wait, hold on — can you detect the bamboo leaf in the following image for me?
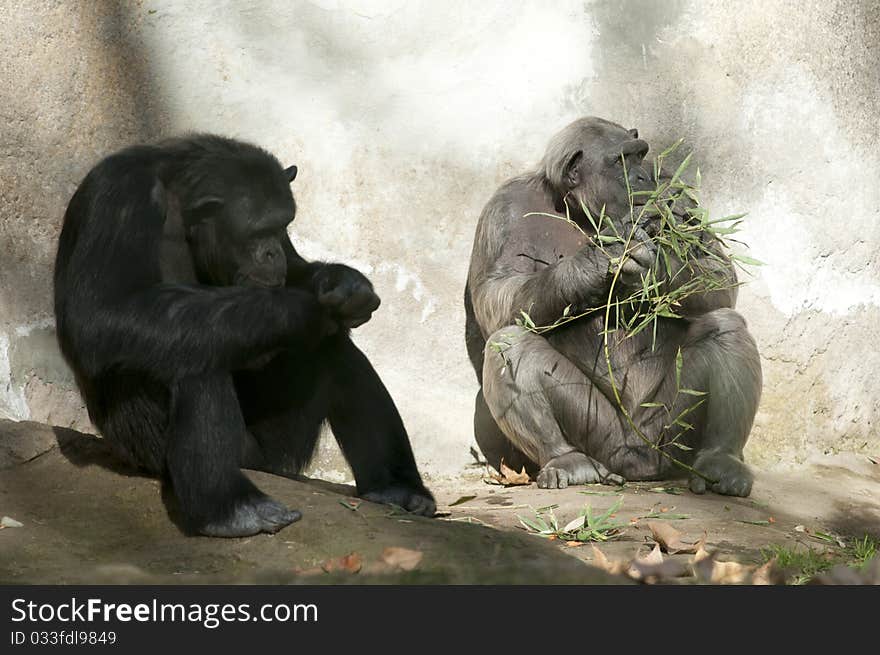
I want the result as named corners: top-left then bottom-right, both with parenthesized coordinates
top-left (679, 388), bottom-right (708, 396)
top-left (675, 347), bottom-right (683, 390)
top-left (730, 253), bottom-right (765, 266)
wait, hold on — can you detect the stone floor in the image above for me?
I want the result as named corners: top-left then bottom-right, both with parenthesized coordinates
top-left (1, 422), bottom-right (878, 584)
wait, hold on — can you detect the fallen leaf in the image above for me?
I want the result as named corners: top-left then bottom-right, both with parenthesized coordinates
top-left (737, 519), bottom-right (771, 526)
top-left (812, 531), bottom-right (846, 548)
top-left (794, 525), bottom-right (806, 533)
top-left (590, 544), bottom-right (628, 576)
top-left (339, 498), bottom-right (363, 511)
top-left (751, 558), bottom-right (784, 585)
top-left (767, 517), bottom-right (776, 524)
top-left (640, 543), bottom-right (665, 566)
top-left (449, 495), bottom-right (477, 507)
top-left (591, 544), bottom-right (611, 569)
top-left (692, 550), bottom-right (755, 585)
top-left (0, 516), bottom-right (23, 529)
top-left (565, 541), bottom-right (584, 548)
top-left (649, 486), bottom-right (683, 495)
top-left (487, 459), bottom-right (532, 486)
top-left (693, 544), bottom-right (712, 563)
top-left (648, 521), bottom-right (705, 554)
top-left (321, 552), bottom-right (363, 574)
top-left (627, 544), bottom-right (664, 580)
top-left (380, 547), bottom-right (423, 571)
top-left (630, 557), bottom-right (691, 582)
top-left (292, 565), bottom-right (324, 575)
top-left (709, 560), bottom-right (752, 584)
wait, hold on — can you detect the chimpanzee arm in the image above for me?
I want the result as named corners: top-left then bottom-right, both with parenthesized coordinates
top-left (471, 222), bottom-right (617, 334)
top-left (283, 237), bottom-right (325, 288)
top-left (64, 285), bottom-right (327, 381)
top-left (282, 237), bottom-right (380, 328)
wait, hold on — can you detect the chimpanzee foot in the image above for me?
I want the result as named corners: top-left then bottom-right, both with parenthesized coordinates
top-left (199, 493), bottom-right (302, 538)
top-left (537, 452), bottom-right (626, 489)
top-left (362, 486), bottom-right (436, 517)
top-left (688, 450), bottom-right (753, 497)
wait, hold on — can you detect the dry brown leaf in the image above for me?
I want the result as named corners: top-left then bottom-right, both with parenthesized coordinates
top-left (591, 544), bottom-right (611, 569)
top-left (640, 543), bottom-right (664, 565)
top-left (321, 552), bottom-right (363, 574)
top-left (751, 558), bottom-right (784, 585)
top-left (647, 521), bottom-right (705, 554)
top-left (292, 565), bottom-right (324, 575)
top-left (590, 544), bottom-right (628, 575)
top-left (565, 541), bottom-right (584, 548)
top-left (709, 560), bottom-right (752, 584)
top-left (487, 459), bottom-right (531, 486)
top-left (693, 544), bottom-right (712, 563)
top-left (630, 557), bottom-right (692, 582)
top-left (380, 547), bottom-right (423, 571)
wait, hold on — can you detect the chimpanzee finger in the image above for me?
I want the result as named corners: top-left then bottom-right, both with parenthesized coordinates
top-left (628, 242), bottom-right (656, 270)
top-left (338, 289), bottom-right (380, 318)
top-left (619, 258), bottom-right (646, 279)
top-left (317, 287), bottom-right (347, 308)
top-left (341, 313), bottom-right (374, 329)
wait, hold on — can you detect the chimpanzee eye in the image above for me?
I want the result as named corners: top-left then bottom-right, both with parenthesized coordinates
top-left (187, 198), bottom-right (224, 224)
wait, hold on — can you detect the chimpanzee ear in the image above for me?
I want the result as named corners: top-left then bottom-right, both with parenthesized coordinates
top-left (564, 151), bottom-right (583, 188)
top-left (628, 128), bottom-right (639, 139)
top-left (284, 165), bottom-right (298, 182)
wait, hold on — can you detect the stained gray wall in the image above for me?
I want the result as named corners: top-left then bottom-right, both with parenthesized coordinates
top-left (2, 0), bottom-right (878, 479)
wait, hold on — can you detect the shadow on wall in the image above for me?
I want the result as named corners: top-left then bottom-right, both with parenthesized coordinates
top-left (0, 3), bottom-right (169, 426)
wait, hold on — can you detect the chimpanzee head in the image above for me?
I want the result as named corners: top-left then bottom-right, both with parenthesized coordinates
top-left (164, 136), bottom-right (298, 288)
top-left (541, 117), bottom-right (653, 221)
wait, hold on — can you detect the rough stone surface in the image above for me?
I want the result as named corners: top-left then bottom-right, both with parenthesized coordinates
top-left (0, 419), bottom-right (58, 470)
top-left (1, 2), bottom-right (878, 477)
top-left (438, 453), bottom-right (880, 571)
top-left (1, 422), bottom-right (876, 584)
top-left (0, 429), bottom-right (623, 584)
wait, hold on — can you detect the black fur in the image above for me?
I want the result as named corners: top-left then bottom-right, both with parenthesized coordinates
top-left (55, 135), bottom-right (434, 537)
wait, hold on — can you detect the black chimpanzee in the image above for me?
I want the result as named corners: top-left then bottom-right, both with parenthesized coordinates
top-left (465, 117), bottom-right (762, 496)
top-left (55, 135), bottom-right (435, 537)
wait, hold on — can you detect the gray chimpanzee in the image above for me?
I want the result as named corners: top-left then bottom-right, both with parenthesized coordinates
top-left (464, 117), bottom-right (762, 496)
top-left (55, 135), bottom-right (435, 537)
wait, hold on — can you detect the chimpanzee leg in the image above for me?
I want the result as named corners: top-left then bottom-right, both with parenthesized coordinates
top-left (473, 389), bottom-right (538, 477)
top-left (680, 308), bottom-right (762, 496)
top-left (324, 336), bottom-right (435, 516)
top-left (481, 325), bottom-right (625, 488)
top-left (165, 373), bottom-right (302, 537)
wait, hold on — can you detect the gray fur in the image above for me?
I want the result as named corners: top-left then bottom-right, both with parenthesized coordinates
top-left (465, 117), bottom-right (763, 496)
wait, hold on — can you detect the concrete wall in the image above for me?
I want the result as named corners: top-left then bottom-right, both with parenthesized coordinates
top-left (2, 0), bottom-right (878, 479)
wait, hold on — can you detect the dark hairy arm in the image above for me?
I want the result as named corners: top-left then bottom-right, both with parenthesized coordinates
top-left (60, 284), bottom-right (326, 381)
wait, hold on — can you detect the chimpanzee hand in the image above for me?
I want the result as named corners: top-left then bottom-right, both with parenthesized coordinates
top-left (312, 264), bottom-right (381, 329)
top-left (606, 226), bottom-right (657, 291)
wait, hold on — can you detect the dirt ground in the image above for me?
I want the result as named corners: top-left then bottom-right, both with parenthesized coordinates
top-left (435, 454), bottom-right (880, 581)
top-left (1, 423), bottom-right (878, 584)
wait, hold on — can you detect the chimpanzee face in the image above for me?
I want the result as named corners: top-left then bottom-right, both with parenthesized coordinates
top-left (182, 162), bottom-right (298, 288)
top-left (563, 127), bottom-right (653, 221)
